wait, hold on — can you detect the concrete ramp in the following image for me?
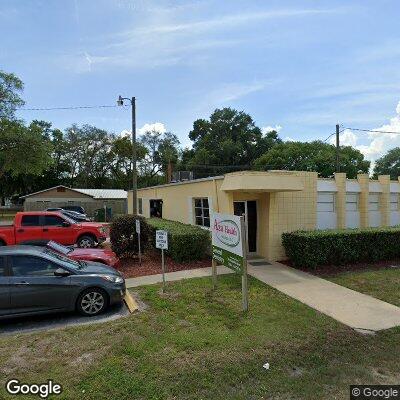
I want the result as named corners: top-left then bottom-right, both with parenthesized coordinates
top-left (248, 262), bottom-right (400, 332)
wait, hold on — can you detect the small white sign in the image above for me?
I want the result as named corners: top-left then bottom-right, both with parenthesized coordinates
top-left (156, 230), bottom-right (168, 249)
top-left (135, 219), bottom-right (141, 234)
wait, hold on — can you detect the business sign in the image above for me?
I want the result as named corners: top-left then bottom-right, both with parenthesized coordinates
top-left (156, 230), bottom-right (168, 250)
top-left (211, 212), bottom-right (244, 273)
top-left (135, 219), bottom-right (141, 234)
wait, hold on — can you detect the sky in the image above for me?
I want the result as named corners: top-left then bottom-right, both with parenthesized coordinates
top-left (1, 0), bottom-right (400, 167)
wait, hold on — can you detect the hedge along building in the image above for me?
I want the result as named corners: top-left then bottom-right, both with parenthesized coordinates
top-left (128, 170), bottom-right (400, 261)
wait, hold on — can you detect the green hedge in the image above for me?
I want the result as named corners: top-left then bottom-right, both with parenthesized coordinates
top-left (110, 215), bottom-right (151, 257)
top-left (147, 218), bottom-right (211, 262)
top-left (282, 227), bottom-right (400, 269)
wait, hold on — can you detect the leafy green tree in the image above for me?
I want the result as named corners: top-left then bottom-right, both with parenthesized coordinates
top-left (184, 108), bottom-right (281, 174)
top-left (0, 119), bottom-right (53, 203)
top-left (373, 147), bottom-right (400, 179)
top-left (254, 140), bottom-right (370, 178)
top-left (0, 70), bottom-right (25, 119)
top-left (139, 130), bottom-right (180, 185)
top-left (111, 135), bottom-right (147, 189)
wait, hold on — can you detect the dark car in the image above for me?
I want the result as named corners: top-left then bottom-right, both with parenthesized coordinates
top-left (46, 208), bottom-right (90, 222)
top-left (62, 205), bottom-right (86, 215)
top-left (0, 246), bottom-right (125, 319)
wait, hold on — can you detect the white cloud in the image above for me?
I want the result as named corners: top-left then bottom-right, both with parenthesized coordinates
top-left (119, 122), bottom-right (167, 138)
top-left (262, 125), bottom-right (282, 134)
top-left (62, 6), bottom-right (345, 71)
top-left (328, 101), bottom-right (400, 170)
top-left (138, 122), bottom-right (167, 135)
top-left (207, 80), bottom-right (272, 104)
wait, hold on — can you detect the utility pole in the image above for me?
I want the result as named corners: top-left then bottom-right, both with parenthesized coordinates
top-left (131, 97), bottom-right (137, 215)
top-left (335, 123), bottom-right (340, 173)
top-left (118, 95), bottom-right (137, 215)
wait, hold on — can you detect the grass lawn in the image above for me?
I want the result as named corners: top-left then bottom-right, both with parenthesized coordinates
top-left (328, 267), bottom-right (400, 307)
top-left (0, 275), bottom-right (399, 399)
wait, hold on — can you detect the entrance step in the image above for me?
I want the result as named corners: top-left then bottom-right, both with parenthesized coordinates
top-left (248, 260), bottom-right (272, 266)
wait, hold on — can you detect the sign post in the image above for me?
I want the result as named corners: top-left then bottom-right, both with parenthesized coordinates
top-left (211, 212), bottom-right (248, 312)
top-left (155, 230), bottom-right (168, 293)
top-left (136, 219), bottom-right (141, 265)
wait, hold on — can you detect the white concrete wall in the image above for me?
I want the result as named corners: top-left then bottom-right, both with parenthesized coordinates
top-left (316, 192), bottom-right (337, 229)
top-left (390, 193), bottom-right (400, 226)
top-left (368, 193), bottom-right (381, 227)
top-left (345, 193), bottom-right (360, 229)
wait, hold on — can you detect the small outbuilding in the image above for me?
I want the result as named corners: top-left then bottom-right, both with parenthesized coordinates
top-left (21, 186), bottom-right (127, 217)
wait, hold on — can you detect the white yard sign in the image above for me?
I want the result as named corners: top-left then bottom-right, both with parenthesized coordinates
top-left (156, 230), bottom-right (168, 250)
top-left (211, 212), bottom-right (244, 273)
top-left (211, 212), bottom-right (248, 311)
top-left (135, 219), bottom-right (141, 234)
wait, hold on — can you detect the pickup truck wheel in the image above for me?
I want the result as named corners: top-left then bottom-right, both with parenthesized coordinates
top-left (0, 241), bottom-right (5, 246)
top-left (77, 235), bottom-right (96, 248)
top-left (77, 288), bottom-right (108, 316)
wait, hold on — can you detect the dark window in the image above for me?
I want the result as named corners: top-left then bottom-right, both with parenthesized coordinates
top-left (44, 215), bottom-right (64, 226)
top-left (138, 198), bottom-right (143, 214)
top-left (194, 198), bottom-right (210, 228)
top-left (0, 257), bottom-right (5, 276)
top-left (21, 215), bottom-right (40, 227)
top-left (11, 256), bottom-right (59, 277)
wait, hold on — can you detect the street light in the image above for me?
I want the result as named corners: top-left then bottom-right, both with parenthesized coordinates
top-left (117, 95), bottom-right (137, 215)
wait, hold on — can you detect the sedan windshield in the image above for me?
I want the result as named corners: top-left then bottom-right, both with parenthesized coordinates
top-left (43, 248), bottom-right (84, 270)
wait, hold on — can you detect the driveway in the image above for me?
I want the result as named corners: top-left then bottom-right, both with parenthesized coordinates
top-left (0, 303), bottom-right (130, 336)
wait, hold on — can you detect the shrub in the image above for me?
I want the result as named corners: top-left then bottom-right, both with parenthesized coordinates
top-left (110, 215), bottom-right (150, 257)
top-left (282, 227), bottom-right (400, 269)
top-left (147, 218), bottom-right (211, 262)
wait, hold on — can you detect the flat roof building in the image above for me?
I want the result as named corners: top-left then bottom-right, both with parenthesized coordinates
top-left (129, 171), bottom-right (398, 261)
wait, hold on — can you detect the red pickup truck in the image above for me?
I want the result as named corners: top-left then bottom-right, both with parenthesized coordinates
top-left (0, 212), bottom-right (108, 248)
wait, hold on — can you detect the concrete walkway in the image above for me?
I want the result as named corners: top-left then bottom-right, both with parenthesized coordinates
top-left (248, 261), bottom-right (400, 332)
top-left (125, 265), bottom-right (233, 288)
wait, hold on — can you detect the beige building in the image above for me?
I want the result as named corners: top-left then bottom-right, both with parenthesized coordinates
top-left (22, 186), bottom-right (127, 217)
top-left (128, 171), bottom-right (400, 261)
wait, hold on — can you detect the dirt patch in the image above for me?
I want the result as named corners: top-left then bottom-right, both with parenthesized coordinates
top-left (117, 249), bottom-right (211, 278)
top-left (278, 259), bottom-right (400, 277)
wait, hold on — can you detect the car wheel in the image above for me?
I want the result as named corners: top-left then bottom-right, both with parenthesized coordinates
top-left (77, 235), bottom-right (95, 248)
top-left (77, 288), bottom-right (108, 316)
top-left (0, 241), bottom-right (5, 246)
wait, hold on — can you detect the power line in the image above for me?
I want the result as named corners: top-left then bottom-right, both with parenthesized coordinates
top-left (324, 129), bottom-right (344, 142)
top-left (343, 127), bottom-right (400, 135)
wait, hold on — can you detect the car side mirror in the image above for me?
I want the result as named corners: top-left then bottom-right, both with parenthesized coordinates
top-left (62, 221), bottom-right (71, 227)
top-left (54, 268), bottom-right (70, 277)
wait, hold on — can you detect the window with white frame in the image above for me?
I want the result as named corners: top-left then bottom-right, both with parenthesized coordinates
top-left (317, 193), bottom-right (335, 212)
top-left (194, 198), bottom-right (210, 227)
top-left (368, 193), bottom-right (380, 211)
top-left (390, 193), bottom-right (399, 211)
top-left (346, 193), bottom-right (359, 211)
top-left (138, 198), bottom-right (143, 214)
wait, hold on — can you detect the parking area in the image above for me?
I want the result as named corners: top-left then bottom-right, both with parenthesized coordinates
top-left (0, 303), bottom-right (130, 336)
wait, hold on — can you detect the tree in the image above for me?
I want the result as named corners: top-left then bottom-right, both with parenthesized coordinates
top-left (254, 140), bottom-right (370, 178)
top-left (373, 147), bottom-right (400, 179)
top-left (139, 130), bottom-right (180, 186)
top-left (0, 119), bottom-right (53, 203)
top-left (184, 108), bottom-right (281, 174)
top-left (0, 70), bottom-right (25, 119)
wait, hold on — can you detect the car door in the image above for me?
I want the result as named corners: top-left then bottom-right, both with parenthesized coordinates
top-left (41, 215), bottom-right (75, 245)
top-left (0, 256), bottom-right (11, 316)
top-left (16, 214), bottom-right (43, 245)
top-left (9, 255), bottom-right (73, 314)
